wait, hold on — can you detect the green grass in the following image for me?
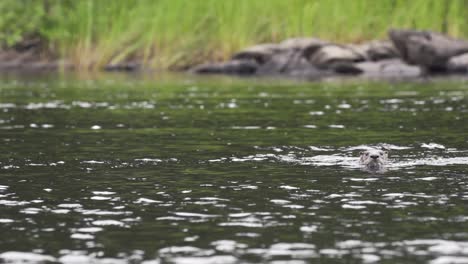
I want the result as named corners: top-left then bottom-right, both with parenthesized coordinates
top-left (2, 0), bottom-right (468, 70)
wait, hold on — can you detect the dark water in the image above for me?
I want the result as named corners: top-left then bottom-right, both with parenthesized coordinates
top-left (0, 74), bottom-right (468, 264)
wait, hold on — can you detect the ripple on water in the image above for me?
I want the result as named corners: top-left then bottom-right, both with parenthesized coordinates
top-left (0, 200), bottom-right (30, 206)
top-left (92, 220), bottom-right (126, 227)
top-left (134, 198), bottom-right (163, 204)
top-left (57, 203), bottom-right (82, 209)
top-left (309, 146), bottom-right (331, 151)
top-left (92, 191), bottom-right (116, 195)
top-left (135, 158), bottom-right (163, 163)
top-left (159, 246), bottom-right (214, 257)
top-left (0, 252), bottom-right (57, 263)
top-left (50, 209), bottom-right (71, 214)
top-left (300, 225), bottom-right (318, 233)
top-left (90, 196), bottom-right (113, 201)
top-left (279, 185), bottom-right (299, 190)
top-left (218, 221), bottom-right (263, 228)
top-left (70, 233), bottom-right (94, 240)
top-left (80, 209), bottom-right (131, 216)
top-left (82, 160), bottom-right (105, 164)
top-left (421, 143), bottom-right (446, 149)
top-left (76, 227), bottom-right (103, 233)
top-left (156, 242), bottom-right (321, 263)
top-left (19, 207), bottom-right (42, 215)
top-left (173, 212), bottom-right (220, 220)
top-left (231, 126), bottom-right (261, 130)
top-left (270, 199), bottom-right (291, 205)
top-left (430, 256), bottom-right (468, 264)
top-left (211, 240), bottom-right (248, 252)
top-left (212, 143), bottom-right (468, 171)
top-left (170, 255), bottom-right (237, 264)
top-left (242, 242), bottom-right (317, 260)
top-left (0, 103), bottom-right (16, 108)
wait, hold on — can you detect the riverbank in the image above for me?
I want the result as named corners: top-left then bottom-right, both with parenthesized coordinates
top-left (3, 29), bottom-right (468, 81)
top-left (1, 1), bottom-right (468, 72)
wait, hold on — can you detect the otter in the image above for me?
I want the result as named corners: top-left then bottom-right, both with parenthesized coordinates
top-left (359, 148), bottom-right (388, 171)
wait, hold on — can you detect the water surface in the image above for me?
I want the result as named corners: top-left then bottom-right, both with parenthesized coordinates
top-left (0, 74), bottom-right (468, 263)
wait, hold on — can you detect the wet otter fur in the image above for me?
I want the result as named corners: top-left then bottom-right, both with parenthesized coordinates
top-left (359, 148), bottom-right (388, 171)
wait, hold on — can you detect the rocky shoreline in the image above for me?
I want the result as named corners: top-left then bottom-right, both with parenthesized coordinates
top-left (2, 29), bottom-right (468, 79)
top-left (192, 29), bottom-right (468, 79)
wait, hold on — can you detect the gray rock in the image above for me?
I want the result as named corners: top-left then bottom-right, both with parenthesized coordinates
top-left (447, 53), bottom-right (468, 73)
top-left (256, 50), bottom-right (324, 78)
top-left (255, 50), bottom-right (296, 75)
top-left (332, 63), bottom-right (364, 75)
top-left (191, 59), bottom-right (258, 75)
top-left (389, 29), bottom-right (468, 71)
top-left (380, 60), bottom-right (421, 77)
top-left (352, 41), bottom-right (399, 61)
top-left (279, 37), bottom-right (328, 57)
top-left (231, 43), bottom-right (281, 64)
top-left (308, 44), bottom-right (365, 69)
top-left (352, 61), bottom-right (382, 76)
top-left (354, 59), bottom-right (421, 77)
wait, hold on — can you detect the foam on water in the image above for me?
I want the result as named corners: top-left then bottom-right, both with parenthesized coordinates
top-left (3, 142), bottom-right (462, 172)
top-left (211, 144), bottom-right (468, 171)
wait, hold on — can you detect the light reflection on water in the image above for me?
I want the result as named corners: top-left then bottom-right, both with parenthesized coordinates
top-left (0, 75), bottom-right (468, 263)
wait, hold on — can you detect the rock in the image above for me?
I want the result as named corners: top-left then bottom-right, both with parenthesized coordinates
top-left (354, 59), bottom-right (421, 77)
top-left (191, 59), bottom-right (258, 75)
top-left (389, 29), bottom-right (468, 71)
top-left (256, 50), bottom-right (323, 78)
top-left (231, 43), bottom-right (281, 64)
top-left (279, 37), bottom-right (328, 56)
top-left (308, 44), bottom-right (365, 69)
top-left (447, 53), bottom-right (468, 73)
top-left (255, 50), bottom-right (296, 75)
top-left (352, 61), bottom-right (382, 76)
top-left (332, 63), bottom-right (364, 75)
top-left (379, 60), bottom-right (422, 77)
top-left (352, 41), bottom-right (399, 61)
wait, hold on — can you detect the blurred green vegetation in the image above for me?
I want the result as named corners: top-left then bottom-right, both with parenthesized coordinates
top-left (1, 0), bottom-right (468, 70)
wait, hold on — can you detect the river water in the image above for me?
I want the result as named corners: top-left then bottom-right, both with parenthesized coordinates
top-left (0, 74), bottom-right (467, 263)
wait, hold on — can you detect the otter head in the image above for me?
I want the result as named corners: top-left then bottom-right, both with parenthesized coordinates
top-left (359, 148), bottom-right (388, 170)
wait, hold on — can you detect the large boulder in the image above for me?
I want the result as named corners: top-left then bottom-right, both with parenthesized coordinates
top-left (231, 43), bottom-right (281, 64)
top-left (354, 59), bottom-right (421, 77)
top-left (447, 53), bottom-right (468, 73)
top-left (279, 37), bottom-right (328, 57)
top-left (308, 44), bottom-right (366, 69)
top-left (389, 29), bottom-right (468, 71)
top-left (352, 41), bottom-right (399, 61)
top-left (256, 49), bottom-right (324, 78)
top-left (331, 63), bottom-right (364, 75)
